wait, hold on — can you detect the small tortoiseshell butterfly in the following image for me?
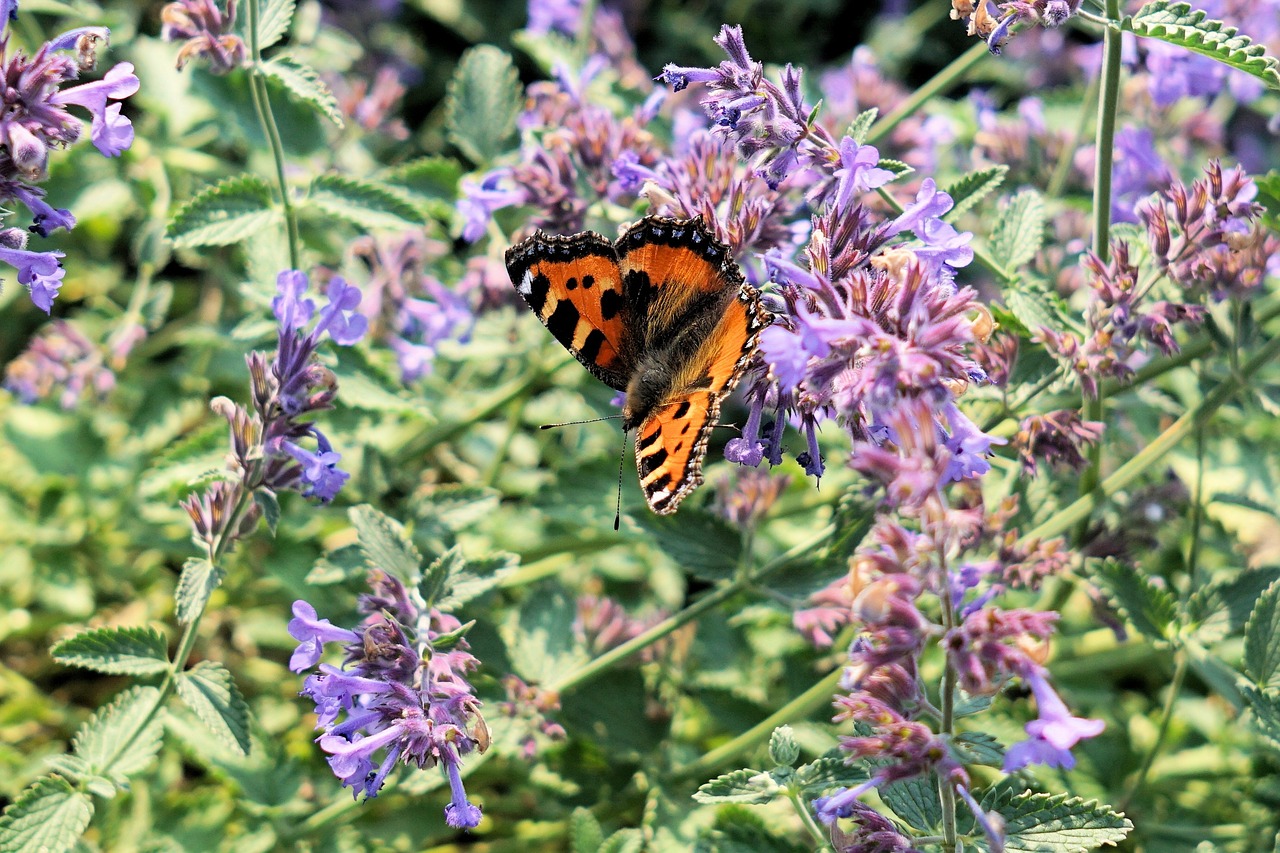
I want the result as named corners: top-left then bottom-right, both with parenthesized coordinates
top-left (505, 215), bottom-right (770, 515)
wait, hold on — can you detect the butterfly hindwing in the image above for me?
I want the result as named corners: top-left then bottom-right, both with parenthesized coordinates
top-left (635, 281), bottom-right (771, 514)
top-left (505, 230), bottom-right (631, 391)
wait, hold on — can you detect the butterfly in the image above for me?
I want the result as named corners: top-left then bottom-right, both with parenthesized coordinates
top-left (505, 215), bottom-right (770, 515)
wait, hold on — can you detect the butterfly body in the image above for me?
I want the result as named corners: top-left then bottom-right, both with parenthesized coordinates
top-left (506, 216), bottom-right (769, 514)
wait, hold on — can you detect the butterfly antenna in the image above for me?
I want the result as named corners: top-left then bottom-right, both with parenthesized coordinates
top-left (540, 414), bottom-right (624, 430)
top-left (614, 429), bottom-right (628, 531)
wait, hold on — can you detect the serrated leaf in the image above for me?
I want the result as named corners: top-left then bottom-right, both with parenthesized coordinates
top-left (693, 768), bottom-right (780, 805)
top-left (1246, 579), bottom-right (1280, 690)
top-left (412, 484), bottom-right (502, 537)
top-left (569, 807), bottom-right (604, 853)
top-left (350, 505), bottom-right (422, 581)
top-left (846, 108), bottom-right (878, 144)
top-left (1131, 2), bottom-right (1280, 90)
top-left (879, 774), bottom-right (941, 831)
top-left (52, 626), bottom-right (169, 676)
top-left (419, 545), bottom-right (467, 609)
top-left (983, 789), bottom-right (1132, 853)
top-left (305, 174), bottom-right (423, 229)
top-left (697, 805), bottom-right (809, 853)
top-left (1190, 568), bottom-right (1280, 643)
top-left (254, 490), bottom-right (280, 536)
top-left (1092, 558), bottom-right (1179, 642)
top-left (381, 156), bottom-right (463, 200)
top-left (952, 731), bottom-right (1005, 767)
top-left (946, 165), bottom-right (1008, 219)
top-left (436, 551), bottom-right (518, 610)
top-left (502, 586), bottom-right (587, 683)
top-left (1242, 682), bottom-right (1280, 746)
top-left (0, 776), bottom-right (93, 853)
top-left (306, 542), bottom-right (366, 585)
top-left (877, 158), bottom-right (912, 177)
top-left (989, 189), bottom-right (1048, 271)
top-left (445, 45), bottom-right (522, 164)
top-left (636, 509), bottom-right (742, 581)
top-left (1002, 290), bottom-right (1065, 338)
top-left (794, 752), bottom-right (870, 793)
top-left (166, 175), bottom-right (278, 248)
top-left (259, 55), bottom-right (343, 126)
top-left (176, 661), bottom-right (251, 756)
top-left (175, 558), bottom-right (224, 625)
top-left (73, 685), bottom-right (164, 780)
top-left (600, 829), bottom-right (644, 853)
top-left (431, 619), bottom-right (476, 652)
top-left (253, 0), bottom-right (294, 49)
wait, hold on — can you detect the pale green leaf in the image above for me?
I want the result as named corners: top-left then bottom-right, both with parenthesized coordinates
top-left (176, 661), bottom-right (251, 756)
top-left (952, 731), bottom-right (1005, 767)
top-left (1246, 579), bottom-right (1280, 690)
top-left (0, 777), bottom-right (93, 853)
top-left (569, 807), bottom-right (604, 853)
top-left (946, 165), bottom-right (1008, 219)
top-left (794, 752), bottom-right (870, 793)
top-left (600, 829), bottom-right (644, 853)
top-left (436, 551), bottom-right (518, 611)
top-left (350, 505), bottom-right (423, 581)
top-left (1093, 558), bottom-right (1179, 642)
top-left (1188, 568), bottom-right (1280, 643)
top-left (254, 0), bottom-right (295, 49)
top-left (52, 626), bottom-right (169, 676)
top-left (984, 789), bottom-right (1132, 853)
top-left (419, 545), bottom-right (467, 609)
top-left (693, 768), bottom-right (780, 805)
top-left (845, 108), bottom-right (878, 144)
top-left (166, 175), bottom-right (278, 248)
top-left (1130, 2), bottom-right (1280, 90)
top-left (260, 54), bottom-right (343, 126)
top-left (880, 774), bottom-right (941, 831)
top-left (989, 189), bottom-right (1048, 271)
top-left (73, 685), bottom-right (164, 780)
top-left (176, 557), bottom-right (224, 625)
top-left (445, 45), bottom-right (522, 164)
top-left (305, 174), bottom-right (423, 230)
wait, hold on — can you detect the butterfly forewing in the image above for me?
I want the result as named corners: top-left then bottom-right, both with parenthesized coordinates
top-left (505, 231), bottom-right (631, 390)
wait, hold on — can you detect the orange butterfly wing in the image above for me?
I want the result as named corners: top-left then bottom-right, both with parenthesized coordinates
top-left (618, 218), bottom-right (770, 514)
top-left (505, 230), bottom-right (631, 391)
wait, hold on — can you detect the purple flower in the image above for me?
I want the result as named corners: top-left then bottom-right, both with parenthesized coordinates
top-left (272, 270), bottom-right (316, 330)
top-left (526, 0), bottom-right (584, 37)
top-left (0, 245), bottom-right (65, 313)
top-left (458, 170), bottom-right (526, 243)
top-left (291, 571), bottom-right (488, 825)
top-left (161, 0), bottom-right (248, 73)
top-left (50, 61), bottom-right (139, 156)
top-left (1003, 668), bottom-right (1104, 771)
top-left (283, 434), bottom-right (350, 503)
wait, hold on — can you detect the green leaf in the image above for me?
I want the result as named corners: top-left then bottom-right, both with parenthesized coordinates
top-left (253, 0), bottom-right (295, 48)
top-left (431, 619), bottom-right (476, 652)
top-left (502, 586), bottom-right (587, 683)
top-left (259, 54), bottom-right (343, 126)
top-left (254, 489), bottom-right (281, 536)
top-left (52, 626), bottom-right (169, 676)
top-left (1246, 579), bottom-right (1280, 690)
top-left (175, 558), bottom-right (225, 625)
top-left (73, 686), bottom-right (164, 780)
top-left (693, 768), bottom-right (780, 805)
top-left (445, 45), bottom-right (522, 164)
top-left (1242, 681), bottom-right (1280, 746)
top-left (0, 776), bottom-right (93, 853)
top-left (436, 551), bottom-right (518, 611)
top-left (879, 774), bottom-right (941, 831)
top-left (166, 175), bottom-right (278, 248)
top-left (845, 108), bottom-right (878, 144)
top-left (696, 806), bottom-right (809, 853)
top-left (983, 789), bottom-right (1132, 852)
top-left (600, 829), bottom-right (644, 853)
top-left (380, 156), bottom-right (464, 218)
top-left (636, 510), bottom-right (743, 581)
top-left (952, 731), bottom-right (1005, 767)
top-left (989, 189), bottom-right (1048, 271)
top-left (307, 543), bottom-right (369, 585)
top-left (569, 807), bottom-right (604, 853)
top-left (510, 28), bottom-right (577, 76)
top-left (877, 158), bottom-right (913, 178)
top-left (350, 505), bottom-right (423, 581)
top-left (1130, 2), bottom-right (1280, 91)
top-left (304, 174), bottom-right (424, 230)
top-left (1002, 287), bottom-right (1075, 338)
top-left (419, 545), bottom-right (467, 609)
top-left (1188, 567), bottom-right (1280, 642)
top-left (794, 751), bottom-right (870, 793)
top-left (945, 165), bottom-right (1008, 219)
top-left (176, 661), bottom-right (251, 756)
top-left (412, 484), bottom-right (502, 538)
top-left (1092, 558), bottom-right (1178, 642)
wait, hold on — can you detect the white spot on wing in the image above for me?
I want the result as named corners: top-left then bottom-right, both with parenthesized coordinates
top-left (519, 269), bottom-right (534, 295)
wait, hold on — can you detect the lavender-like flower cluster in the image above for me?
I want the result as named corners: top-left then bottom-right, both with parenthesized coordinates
top-left (181, 271), bottom-right (366, 550)
top-left (289, 569), bottom-right (487, 828)
top-left (0, 0), bottom-right (138, 312)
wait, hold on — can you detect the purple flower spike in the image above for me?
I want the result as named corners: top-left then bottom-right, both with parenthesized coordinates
top-left (273, 270), bottom-right (316, 330)
top-left (0, 245), bottom-right (66, 313)
top-left (443, 753), bottom-right (483, 829)
top-left (1003, 668), bottom-right (1104, 771)
top-left (313, 277), bottom-right (369, 346)
top-left (50, 62), bottom-right (140, 157)
top-left (284, 435), bottom-right (351, 503)
top-left (288, 600), bottom-right (359, 671)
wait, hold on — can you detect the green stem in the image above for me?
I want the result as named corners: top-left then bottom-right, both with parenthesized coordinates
top-left (1074, 0), bottom-right (1124, 541)
top-left (789, 787), bottom-right (833, 850)
top-left (1119, 650), bottom-right (1188, 812)
top-left (246, 0), bottom-right (300, 270)
top-left (867, 41), bottom-right (990, 147)
top-left (548, 525), bottom-right (834, 693)
top-left (937, 530), bottom-right (959, 853)
top-left (1024, 331), bottom-right (1280, 544)
top-left (679, 668), bottom-right (844, 781)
